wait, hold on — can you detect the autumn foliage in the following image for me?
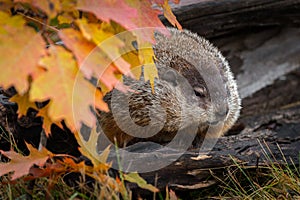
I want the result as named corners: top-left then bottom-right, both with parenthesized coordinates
top-left (0, 0), bottom-right (181, 194)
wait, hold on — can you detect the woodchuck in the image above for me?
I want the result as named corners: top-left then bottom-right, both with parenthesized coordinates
top-left (97, 28), bottom-right (241, 148)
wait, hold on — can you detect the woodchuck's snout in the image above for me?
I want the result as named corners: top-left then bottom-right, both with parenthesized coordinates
top-left (97, 27), bottom-right (241, 148)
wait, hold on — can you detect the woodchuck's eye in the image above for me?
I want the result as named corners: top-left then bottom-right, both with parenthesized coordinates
top-left (194, 86), bottom-right (207, 98)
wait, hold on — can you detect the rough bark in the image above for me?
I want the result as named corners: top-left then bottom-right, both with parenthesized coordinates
top-left (162, 0), bottom-right (300, 38)
top-left (127, 0), bottom-right (300, 192)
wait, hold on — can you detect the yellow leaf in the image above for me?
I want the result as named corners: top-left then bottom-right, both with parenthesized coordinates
top-left (76, 19), bottom-right (132, 77)
top-left (0, 11), bottom-right (25, 28)
top-left (98, 145), bottom-right (111, 164)
top-left (75, 128), bottom-right (111, 167)
top-left (124, 172), bottom-right (159, 193)
top-left (60, 0), bottom-right (77, 12)
top-left (10, 92), bottom-right (38, 117)
top-left (138, 40), bottom-right (158, 92)
top-left (57, 13), bottom-right (74, 24)
top-left (0, 11), bottom-right (46, 94)
top-left (117, 30), bottom-right (142, 80)
top-left (161, 0), bottom-right (182, 30)
top-left (15, 0), bottom-right (61, 18)
top-left (36, 102), bottom-right (62, 136)
top-left (0, 1), bottom-right (14, 13)
top-left (30, 46), bottom-right (108, 131)
top-left (59, 29), bottom-right (126, 92)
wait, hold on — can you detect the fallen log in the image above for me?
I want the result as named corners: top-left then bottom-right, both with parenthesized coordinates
top-left (126, 0), bottom-right (300, 193)
top-left (162, 0), bottom-right (300, 38)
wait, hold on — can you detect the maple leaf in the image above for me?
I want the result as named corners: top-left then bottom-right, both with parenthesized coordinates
top-left (74, 128), bottom-right (111, 167)
top-left (117, 29), bottom-right (143, 80)
top-left (76, 0), bottom-right (138, 32)
top-left (153, 0), bottom-right (180, 5)
top-left (126, 0), bottom-right (169, 42)
top-left (0, 0), bottom-right (14, 13)
top-left (15, 0), bottom-right (61, 18)
top-left (0, 11), bottom-right (46, 94)
top-left (57, 13), bottom-right (74, 24)
top-left (36, 102), bottom-right (62, 136)
top-left (9, 92), bottom-right (38, 117)
top-left (159, 0), bottom-right (182, 29)
top-left (0, 144), bottom-right (50, 180)
top-left (30, 46), bottom-right (108, 132)
top-left (77, 0), bottom-right (170, 43)
top-left (60, 0), bottom-right (77, 12)
top-left (138, 39), bottom-right (158, 92)
top-left (58, 29), bottom-right (125, 91)
top-left (76, 19), bottom-right (132, 77)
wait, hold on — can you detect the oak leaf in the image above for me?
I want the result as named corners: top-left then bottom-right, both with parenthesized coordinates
top-left (30, 46), bottom-right (108, 132)
top-left (28, 162), bottom-right (65, 179)
top-left (74, 128), bottom-right (111, 167)
top-left (0, 144), bottom-right (50, 180)
top-left (0, 11), bottom-right (46, 94)
top-left (124, 172), bottom-right (159, 193)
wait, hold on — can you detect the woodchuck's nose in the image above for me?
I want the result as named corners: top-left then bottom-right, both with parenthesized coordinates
top-left (207, 105), bottom-right (229, 125)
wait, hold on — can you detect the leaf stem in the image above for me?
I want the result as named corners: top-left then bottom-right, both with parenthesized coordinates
top-left (17, 12), bottom-right (59, 32)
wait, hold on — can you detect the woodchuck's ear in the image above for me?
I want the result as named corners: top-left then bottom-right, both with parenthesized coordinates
top-left (161, 69), bottom-right (178, 86)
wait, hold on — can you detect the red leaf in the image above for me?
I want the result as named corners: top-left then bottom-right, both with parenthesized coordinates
top-left (0, 144), bottom-right (50, 180)
top-left (77, 0), bottom-right (138, 31)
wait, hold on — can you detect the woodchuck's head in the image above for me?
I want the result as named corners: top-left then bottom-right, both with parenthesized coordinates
top-left (154, 27), bottom-right (241, 138)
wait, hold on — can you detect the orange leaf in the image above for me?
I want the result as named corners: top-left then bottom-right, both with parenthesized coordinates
top-left (126, 0), bottom-right (169, 42)
top-left (15, 0), bottom-right (61, 18)
top-left (36, 102), bottom-right (62, 136)
top-left (160, 0), bottom-right (182, 30)
top-left (75, 19), bottom-right (132, 77)
top-left (58, 29), bottom-right (123, 91)
top-left (0, 1), bottom-right (14, 13)
top-left (0, 144), bottom-right (50, 180)
top-left (153, 0), bottom-right (180, 5)
top-left (77, 0), bottom-right (169, 43)
top-left (9, 92), bottom-right (38, 117)
top-left (30, 46), bottom-right (108, 132)
top-left (76, 0), bottom-right (138, 31)
top-left (28, 162), bottom-right (65, 179)
top-left (0, 11), bottom-right (46, 94)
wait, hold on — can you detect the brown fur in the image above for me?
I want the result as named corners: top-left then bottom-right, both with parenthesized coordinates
top-left (97, 28), bottom-right (241, 147)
